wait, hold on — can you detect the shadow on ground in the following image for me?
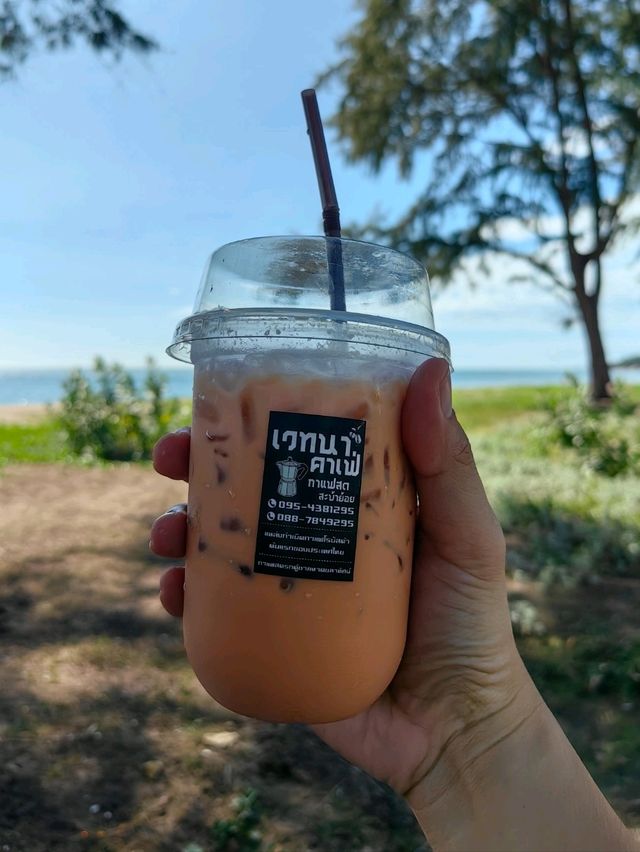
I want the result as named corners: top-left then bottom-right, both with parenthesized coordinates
top-left (0, 465), bottom-right (427, 851)
top-left (1, 467), bottom-right (638, 848)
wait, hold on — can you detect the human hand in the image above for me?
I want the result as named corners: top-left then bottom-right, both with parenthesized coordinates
top-left (151, 359), bottom-right (638, 851)
top-left (150, 359), bottom-right (537, 800)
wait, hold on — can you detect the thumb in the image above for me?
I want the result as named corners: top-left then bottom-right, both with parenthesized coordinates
top-left (401, 358), bottom-right (505, 579)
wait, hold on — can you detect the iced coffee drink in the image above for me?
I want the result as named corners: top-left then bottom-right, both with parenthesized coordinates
top-left (184, 359), bottom-right (415, 723)
top-left (168, 236), bottom-right (451, 724)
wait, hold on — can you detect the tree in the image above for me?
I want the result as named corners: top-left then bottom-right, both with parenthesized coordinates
top-left (321, 0), bottom-right (640, 399)
top-left (1, 0), bottom-right (157, 80)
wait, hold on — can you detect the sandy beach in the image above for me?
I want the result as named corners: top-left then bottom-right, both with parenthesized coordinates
top-left (0, 403), bottom-right (58, 424)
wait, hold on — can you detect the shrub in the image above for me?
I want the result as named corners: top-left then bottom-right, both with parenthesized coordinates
top-left (538, 383), bottom-right (639, 477)
top-left (499, 495), bottom-right (640, 587)
top-left (523, 635), bottom-right (640, 701)
top-left (59, 357), bottom-right (183, 461)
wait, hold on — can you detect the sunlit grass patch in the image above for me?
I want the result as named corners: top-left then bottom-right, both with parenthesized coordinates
top-left (0, 417), bottom-right (70, 466)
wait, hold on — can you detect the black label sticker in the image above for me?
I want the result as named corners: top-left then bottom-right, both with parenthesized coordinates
top-left (254, 411), bottom-right (366, 582)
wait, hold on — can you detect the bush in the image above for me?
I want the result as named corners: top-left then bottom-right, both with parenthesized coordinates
top-left (211, 789), bottom-right (265, 851)
top-left (59, 357), bottom-right (183, 461)
top-left (523, 635), bottom-right (640, 702)
top-left (538, 382), bottom-right (640, 477)
top-left (499, 495), bottom-right (640, 587)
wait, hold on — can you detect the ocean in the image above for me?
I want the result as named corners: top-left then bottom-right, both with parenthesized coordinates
top-left (2, 366), bottom-right (638, 406)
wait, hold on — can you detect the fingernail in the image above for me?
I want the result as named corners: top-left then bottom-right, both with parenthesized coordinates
top-left (439, 368), bottom-right (453, 419)
top-left (175, 427), bottom-right (191, 434)
top-left (166, 503), bottom-right (188, 515)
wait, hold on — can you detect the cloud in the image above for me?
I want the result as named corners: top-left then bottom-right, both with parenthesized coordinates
top-left (430, 228), bottom-right (640, 368)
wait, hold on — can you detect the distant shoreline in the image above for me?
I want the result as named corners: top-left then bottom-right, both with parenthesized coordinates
top-left (2, 366), bottom-right (639, 413)
top-left (3, 379), bottom-right (640, 427)
top-left (0, 404), bottom-right (59, 424)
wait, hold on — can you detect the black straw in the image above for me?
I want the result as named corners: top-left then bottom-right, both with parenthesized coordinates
top-left (301, 88), bottom-right (346, 312)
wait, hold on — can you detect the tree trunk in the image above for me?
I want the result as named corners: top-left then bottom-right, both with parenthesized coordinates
top-left (575, 290), bottom-right (611, 401)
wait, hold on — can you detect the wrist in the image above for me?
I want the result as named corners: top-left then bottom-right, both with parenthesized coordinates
top-left (405, 655), bottom-right (542, 821)
top-left (406, 661), bottom-right (632, 852)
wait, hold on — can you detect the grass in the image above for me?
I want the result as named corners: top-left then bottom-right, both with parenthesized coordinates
top-left (0, 384), bottom-right (573, 466)
top-left (0, 402), bottom-right (191, 467)
top-left (452, 384), bottom-right (556, 430)
top-left (0, 418), bottom-right (71, 465)
top-left (3, 381), bottom-right (638, 468)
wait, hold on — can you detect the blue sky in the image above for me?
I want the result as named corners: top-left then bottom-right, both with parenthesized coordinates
top-left (0, 0), bottom-right (638, 372)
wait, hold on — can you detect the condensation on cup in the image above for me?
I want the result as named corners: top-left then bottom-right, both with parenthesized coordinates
top-left (167, 235), bottom-right (451, 723)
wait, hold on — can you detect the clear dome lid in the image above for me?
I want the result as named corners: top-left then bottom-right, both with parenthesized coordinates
top-left (168, 236), bottom-right (451, 365)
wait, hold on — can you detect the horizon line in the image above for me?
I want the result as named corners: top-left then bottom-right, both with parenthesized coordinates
top-left (0, 364), bottom-right (594, 373)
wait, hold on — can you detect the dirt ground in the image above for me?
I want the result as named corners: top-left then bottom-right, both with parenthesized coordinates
top-left (0, 464), bottom-right (426, 851)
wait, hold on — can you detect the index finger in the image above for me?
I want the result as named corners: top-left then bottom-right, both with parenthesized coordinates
top-left (153, 428), bottom-right (191, 481)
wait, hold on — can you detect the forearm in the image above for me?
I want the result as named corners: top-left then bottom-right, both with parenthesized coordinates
top-left (408, 673), bottom-right (635, 852)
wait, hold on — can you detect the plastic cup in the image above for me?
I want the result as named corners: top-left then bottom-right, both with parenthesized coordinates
top-left (168, 235), bottom-right (451, 723)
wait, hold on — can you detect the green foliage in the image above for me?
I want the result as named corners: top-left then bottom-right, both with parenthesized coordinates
top-left (0, 418), bottom-right (70, 466)
top-left (59, 357), bottom-right (182, 462)
top-left (523, 636), bottom-right (640, 702)
top-left (322, 0), bottom-right (640, 283)
top-left (0, 0), bottom-right (157, 81)
top-left (211, 789), bottom-right (267, 851)
top-left (468, 391), bottom-right (640, 588)
top-left (452, 384), bottom-right (553, 431)
top-left (321, 0), bottom-right (640, 398)
top-left (538, 383), bottom-right (640, 476)
top-left (499, 495), bottom-right (640, 587)
top-left (474, 419), bottom-right (640, 530)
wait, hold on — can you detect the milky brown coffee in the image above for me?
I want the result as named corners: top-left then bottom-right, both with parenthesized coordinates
top-left (184, 360), bottom-right (415, 723)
